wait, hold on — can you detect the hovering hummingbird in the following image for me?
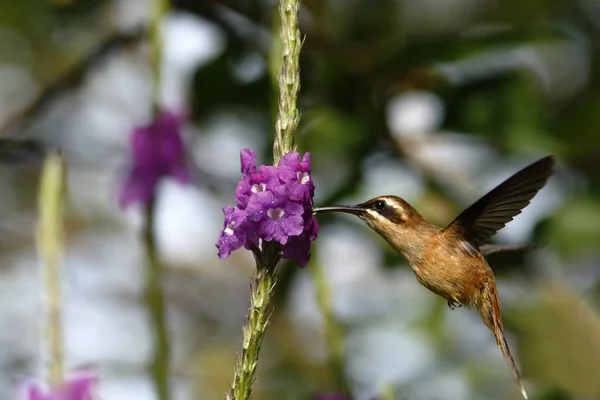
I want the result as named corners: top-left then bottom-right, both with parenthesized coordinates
top-left (313, 155), bottom-right (556, 399)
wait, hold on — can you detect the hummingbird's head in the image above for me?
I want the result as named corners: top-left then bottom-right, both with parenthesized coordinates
top-left (313, 195), bottom-right (409, 223)
top-left (314, 195), bottom-right (433, 262)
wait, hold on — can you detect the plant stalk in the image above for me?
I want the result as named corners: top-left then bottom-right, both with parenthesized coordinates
top-left (311, 262), bottom-right (351, 397)
top-left (227, 247), bottom-right (278, 400)
top-left (273, 0), bottom-right (303, 162)
top-left (145, 1), bottom-right (172, 398)
top-left (37, 152), bottom-right (67, 386)
top-left (143, 200), bottom-right (171, 400)
top-left (150, 0), bottom-right (169, 109)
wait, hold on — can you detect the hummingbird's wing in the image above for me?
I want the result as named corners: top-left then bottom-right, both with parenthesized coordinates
top-left (443, 156), bottom-right (555, 250)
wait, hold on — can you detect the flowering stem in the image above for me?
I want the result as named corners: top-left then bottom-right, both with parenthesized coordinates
top-left (150, 0), bottom-right (169, 110)
top-left (144, 1), bottom-right (172, 399)
top-left (274, 0), bottom-right (302, 163)
top-left (311, 262), bottom-right (351, 397)
top-left (37, 152), bottom-right (67, 386)
top-left (143, 201), bottom-right (171, 400)
top-left (228, 246), bottom-right (279, 400)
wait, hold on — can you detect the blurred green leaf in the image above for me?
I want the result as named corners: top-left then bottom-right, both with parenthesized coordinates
top-left (515, 282), bottom-right (600, 397)
top-left (545, 197), bottom-right (600, 256)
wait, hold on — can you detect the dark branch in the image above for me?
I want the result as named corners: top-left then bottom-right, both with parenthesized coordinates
top-left (0, 26), bottom-right (146, 137)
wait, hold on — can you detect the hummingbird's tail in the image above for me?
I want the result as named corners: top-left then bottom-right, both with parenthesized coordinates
top-left (479, 281), bottom-right (528, 399)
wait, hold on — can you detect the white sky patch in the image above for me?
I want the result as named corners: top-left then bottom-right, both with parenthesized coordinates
top-left (161, 12), bottom-right (226, 110)
top-left (346, 324), bottom-right (435, 397)
top-left (359, 154), bottom-right (424, 203)
top-left (193, 110), bottom-right (266, 181)
top-left (231, 50), bottom-right (266, 84)
top-left (154, 179), bottom-right (224, 268)
top-left (387, 90), bottom-right (445, 140)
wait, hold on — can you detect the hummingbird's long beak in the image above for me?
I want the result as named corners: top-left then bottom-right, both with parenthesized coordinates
top-left (313, 205), bottom-right (365, 215)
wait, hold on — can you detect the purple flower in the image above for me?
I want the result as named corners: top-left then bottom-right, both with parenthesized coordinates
top-left (20, 370), bottom-right (97, 400)
top-left (216, 148), bottom-right (319, 267)
top-left (119, 108), bottom-right (190, 208)
top-left (235, 149), bottom-right (281, 210)
top-left (312, 394), bottom-right (349, 400)
top-left (240, 148), bottom-right (257, 174)
top-left (246, 191), bottom-right (304, 245)
top-left (216, 206), bottom-right (258, 258)
top-left (283, 214), bottom-right (318, 267)
top-left (235, 165), bottom-right (281, 210)
top-left (279, 151), bottom-right (315, 202)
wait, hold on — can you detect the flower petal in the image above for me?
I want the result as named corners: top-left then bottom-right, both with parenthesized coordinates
top-left (240, 148), bottom-right (257, 174)
top-left (278, 152), bottom-right (300, 168)
top-left (216, 207), bottom-right (248, 258)
top-left (63, 371), bottom-right (97, 400)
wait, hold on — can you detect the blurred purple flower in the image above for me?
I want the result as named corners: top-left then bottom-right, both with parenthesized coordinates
top-left (119, 109), bottom-right (190, 208)
top-left (217, 148), bottom-right (318, 267)
top-left (20, 370), bottom-right (97, 400)
top-left (312, 394), bottom-right (348, 400)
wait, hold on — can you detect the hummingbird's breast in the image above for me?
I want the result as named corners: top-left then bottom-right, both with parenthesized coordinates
top-left (411, 234), bottom-right (492, 306)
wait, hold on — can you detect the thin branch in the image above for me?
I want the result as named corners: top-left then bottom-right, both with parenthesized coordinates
top-left (143, 201), bottom-right (171, 400)
top-left (0, 27), bottom-right (146, 137)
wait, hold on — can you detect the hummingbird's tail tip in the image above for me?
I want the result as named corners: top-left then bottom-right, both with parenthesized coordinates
top-left (520, 385), bottom-right (528, 399)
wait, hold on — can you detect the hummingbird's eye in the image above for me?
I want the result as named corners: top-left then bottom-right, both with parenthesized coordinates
top-left (374, 200), bottom-right (386, 210)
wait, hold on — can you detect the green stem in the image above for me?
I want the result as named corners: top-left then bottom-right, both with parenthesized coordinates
top-left (273, 0), bottom-right (302, 162)
top-left (150, 0), bottom-right (169, 110)
top-left (143, 201), bottom-right (171, 400)
top-left (380, 383), bottom-right (395, 400)
top-left (227, 247), bottom-right (279, 400)
top-left (37, 152), bottom-right (67, 385)
top-left (311, 262), bottom-right (351, 397)
top-left (145, 1), bottom-right (171, 398)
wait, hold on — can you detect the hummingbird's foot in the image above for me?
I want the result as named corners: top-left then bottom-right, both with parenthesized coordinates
top-left (447, 300), bottom-right (462, 310)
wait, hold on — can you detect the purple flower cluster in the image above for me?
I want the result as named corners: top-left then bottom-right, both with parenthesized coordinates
top-left (20, 371), bottom-right (96, 400)
top-left (119, 108), bottom-right (190, 208)
top-left (216, 149), bottom-right (318, 267)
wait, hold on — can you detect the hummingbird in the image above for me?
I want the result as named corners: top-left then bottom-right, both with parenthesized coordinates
top-left (313, 155), bottom-right (555, 399)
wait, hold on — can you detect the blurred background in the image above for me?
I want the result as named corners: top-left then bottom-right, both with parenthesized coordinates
top-left (0, 0), bottom-right (599, 399)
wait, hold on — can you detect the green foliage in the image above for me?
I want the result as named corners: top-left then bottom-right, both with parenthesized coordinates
top-left (547, 197), bottom-right (600, 256)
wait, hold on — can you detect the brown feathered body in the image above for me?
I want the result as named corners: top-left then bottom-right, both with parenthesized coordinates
top-left (314, 156), bottom-right (556, 399)
top-left (368, 203), bottom-right (524, 395)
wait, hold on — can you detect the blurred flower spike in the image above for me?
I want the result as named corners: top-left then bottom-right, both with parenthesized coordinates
top-left (119, 108), bottom-right (190, 208)
top-left (20, 370), bottom-right (97, 400)
top-left (216, 148), bottom-right (319, 267)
